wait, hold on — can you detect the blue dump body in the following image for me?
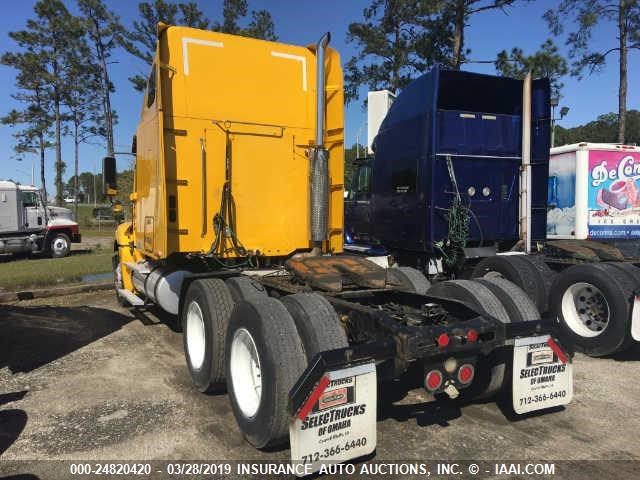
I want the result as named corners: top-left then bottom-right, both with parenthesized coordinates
top-left (346, 67), bottom-right (550, 255)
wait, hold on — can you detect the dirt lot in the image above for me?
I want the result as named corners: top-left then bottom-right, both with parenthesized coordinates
top-left (1, 290), bottom-right (639, 479)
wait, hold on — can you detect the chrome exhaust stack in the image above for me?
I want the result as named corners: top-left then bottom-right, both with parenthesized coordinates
top-left (310, 32), bottom-right (331, 251)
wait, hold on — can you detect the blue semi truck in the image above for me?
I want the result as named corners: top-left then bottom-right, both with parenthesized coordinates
top-left (345, 66), bottom-right (640, 357)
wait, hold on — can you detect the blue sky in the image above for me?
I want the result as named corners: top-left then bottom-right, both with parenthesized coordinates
top-left (0, 0), bottom-right (637, 189)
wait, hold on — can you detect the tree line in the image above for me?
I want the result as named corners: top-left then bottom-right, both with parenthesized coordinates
top-left (2, 0), bottom-right (638, 209)
top-left (64, 168), bottom-right (134, 205)
top-left (1, 0), bottom-right (275, 212)
top-left (346, 0), bottom-right (638, 139)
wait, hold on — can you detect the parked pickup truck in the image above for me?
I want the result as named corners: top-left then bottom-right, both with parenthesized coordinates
top-left (0, 180), bottom-right (81, 258)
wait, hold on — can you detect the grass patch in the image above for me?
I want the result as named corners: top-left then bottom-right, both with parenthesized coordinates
top-left (82, 227), bottom-right (116, 238)
top-left (68, 204), bottom-right (117, 238)
top-left (0, 251), bottom-right (113, 292)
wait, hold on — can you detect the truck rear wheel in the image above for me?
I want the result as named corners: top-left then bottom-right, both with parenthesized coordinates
top-left (281, 293), bottom-right (348, 361)
top-left (517, 255), bottom-right (556, 312)
top-left (427, 279), bottom-right (510, 322)
top-left (182, 279), bottom-right (234, 393)
top-left (605, 261), bottom-right (640, 285)
top-left (225, 297), bottom-right (307, 448)
top-left (471, 255), bottom-right (547, 312)
top-left (49, 233), bottom-right (71, 258)
top-left (550, 263), bottom-right (635, 357)
top-left (475, 277), bottom-right (540, 322)
top-left (387, 266), bottom-right (431, 295)
top-left (225, 276), bottom-right (268, 302)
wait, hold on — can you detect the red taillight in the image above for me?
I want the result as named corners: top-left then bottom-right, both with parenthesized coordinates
top-left (457, 364), bottom-right (474, 384)
top-left (437, 333), bottom-right (450, 348)
top-left (466, 329), bottom-right (478, 343)
top-left (425, 370), bottom-right (443, 391)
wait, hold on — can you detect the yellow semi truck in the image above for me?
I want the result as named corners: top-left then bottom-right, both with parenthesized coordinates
top-left (105, 24), bottom-right (573, 471)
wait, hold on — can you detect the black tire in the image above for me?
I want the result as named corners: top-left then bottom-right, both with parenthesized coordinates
top-left (427, 280), bottom-right (511, 399)
top-left (281, 293), bottom-right (348, 361)
top-left (427, 279), bottom-right (510, 323)
top-left (605, 262), bottom-right (640, 287)
top-left (48, 233), bottom-right (71, 258)
top-left (182, 279), bottom-right (234, 392)
top-left (475, 277), bottom-right (541, 322)
top-left (225, 297), bottom-right (307, 448)
top-left (387, 266), bottom-right (431, 295)
top-left (226, 276), bottom-right (268, 302)
top-left (549, 263), bottom-right (634, 357)
top-left (471, 255), bottom-right (547, 313)
top-left (517, 255), bottom-right (557, 312)
top-left (473, 278), bottom-right (542, 400)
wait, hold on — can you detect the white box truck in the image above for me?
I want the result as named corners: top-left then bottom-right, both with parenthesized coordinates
top-left (548, 142), bottom-right (640, 240)
top-left (0, 180), bottom-right (81, 258)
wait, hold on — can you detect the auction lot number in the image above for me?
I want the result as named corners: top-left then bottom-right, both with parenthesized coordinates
top-left (70, 463), bottom-right (151, 475)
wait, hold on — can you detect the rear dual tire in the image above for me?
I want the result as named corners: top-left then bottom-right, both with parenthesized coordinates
top-left (427, 278), bottom-right (540, 399)
top-left (182, 277), bottom-right (348, 449)
top-left (387, 266), bottom-right (431, 295)
top-left (182, 278), bottom-right (234, 393)
top-left (225, 294), bottom-right (347, 448)
top-left (550, 262), bottom-right (639, 357)
top-left (225, 298), bottom-right (307, 448)
top-left (472, 255), bottom-right (555, 313)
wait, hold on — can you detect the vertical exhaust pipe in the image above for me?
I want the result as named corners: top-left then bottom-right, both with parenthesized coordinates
top-left (520, 72), bottom-right (532, 254)
top-left (310, 32), bottom-right (331, 250)
top-left (315, 32), bottom-right (330, 147)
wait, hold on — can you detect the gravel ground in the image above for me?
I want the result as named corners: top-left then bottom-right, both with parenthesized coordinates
top-left (1, 290), bottom-right (639, 479)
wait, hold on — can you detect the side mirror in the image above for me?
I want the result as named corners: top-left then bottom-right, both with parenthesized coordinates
top-left (102, 156), bottom-right (117, 195)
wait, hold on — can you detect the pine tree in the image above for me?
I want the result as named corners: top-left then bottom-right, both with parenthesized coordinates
top-left (212, 0), bottom-right (277, 40)
top-left (125, 0), bottom-right (277, 91)
top-left (545, 0), bottom-right (640, 143)
top-left (78, 0), bottom-right (127, 157)
top-left (1, 50), bottom-right (53, 203)
top-left (438, 1), bottom-right (529, 69)
top-left (345, 0), bottom-right (448, 104)
top-left (495, 39), bottom-right (568, 98)
top-left (4, 0), bottom-right (82, 206)
top-left (62, 24), bottom-right (105, 218)
top-left (125, 0), bottom-right (209, 91)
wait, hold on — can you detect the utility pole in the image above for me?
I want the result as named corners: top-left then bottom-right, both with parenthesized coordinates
top-left (93, 161), bottom-right (97, 208)
top-left (17, 158), bottom-right (35, 185)
top-left (355, 121), bottom-right (366, 159)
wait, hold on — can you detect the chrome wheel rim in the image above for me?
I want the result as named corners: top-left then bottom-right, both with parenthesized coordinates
top-left (185, 301), bottom-right (206, 370)
top-left (561, 282), bottom-right (610, 338)
top-left (52, 237), bottom-right (68, 255)
top-left (230, 328), bottom-right (262, 418)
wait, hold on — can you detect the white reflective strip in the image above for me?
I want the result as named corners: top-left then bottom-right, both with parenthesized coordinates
top-left (182, 37), bottom-right (223, 75)
top-left (632, 296), bottom-right (640, 341)
top-left (328, 361), bottom-right (376, 381)
top-left (271, 51), bottom-right (307, 91)
top-left (365, 256), bottom-right (389, 268)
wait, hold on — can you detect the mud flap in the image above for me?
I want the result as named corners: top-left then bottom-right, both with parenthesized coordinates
top-left (632, 296), bottom-right (640, 341)
top-left (290, 362), bottom-right (376, 474)
top-left (512, 336), bottom-right (573, 414)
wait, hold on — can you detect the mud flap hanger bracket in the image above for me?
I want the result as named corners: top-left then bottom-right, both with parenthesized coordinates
top-left (288, 339), bottom-right (396, 417)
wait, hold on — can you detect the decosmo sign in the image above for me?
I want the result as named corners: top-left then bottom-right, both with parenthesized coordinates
top-left (588, 150), bottom-right (640, 239)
